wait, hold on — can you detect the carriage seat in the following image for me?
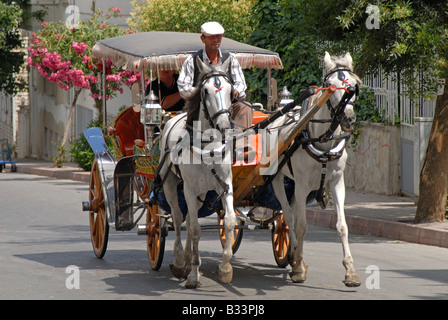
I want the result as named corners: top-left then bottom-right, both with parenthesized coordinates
top-left (252, 110), bottom-right (270, 125)
top-left (109, 107), bottom-right (145, 157)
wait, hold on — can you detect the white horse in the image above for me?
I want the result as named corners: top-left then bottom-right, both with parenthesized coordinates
top-left (270, 52), bottom-right (362, 287)
top-left (158, 57), bottom-right (236, 288)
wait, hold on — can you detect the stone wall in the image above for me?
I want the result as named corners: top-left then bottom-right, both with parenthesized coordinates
top-left (345, 122), bottom-right (401, 195)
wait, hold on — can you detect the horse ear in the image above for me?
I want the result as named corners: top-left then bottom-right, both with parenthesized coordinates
top-left (219, 56), bottom-right (232, 74)
top-left (343, 52), bottom-right (353, 70)
top-left (196, 55), bottom-right (212, 74)
top-left (324, 51), bottom-right (336, 70)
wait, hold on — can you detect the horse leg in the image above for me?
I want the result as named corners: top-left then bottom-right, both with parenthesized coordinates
top-left (163, 174), bottom-right (188, 279)
top-left (271, 175), bottom-right (298, 265)
top-left (286, 185), bottom-right (308, 283)
top-left (330, 176), bottom-right (361, 287)
top-left (183, 193), bottom-right (202, 289)
top-left (218, 193), bottom-right (236, 284)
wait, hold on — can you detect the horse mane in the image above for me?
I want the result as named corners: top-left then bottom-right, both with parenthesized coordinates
top-left (185, 71), bottom-right (209, 128)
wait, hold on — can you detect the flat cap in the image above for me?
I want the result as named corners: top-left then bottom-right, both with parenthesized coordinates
top-left (200, 22), bottom-right (225, 36)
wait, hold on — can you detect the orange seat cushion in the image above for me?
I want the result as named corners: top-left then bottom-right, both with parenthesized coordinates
top-left (115, 108), bottom-right (145, 156)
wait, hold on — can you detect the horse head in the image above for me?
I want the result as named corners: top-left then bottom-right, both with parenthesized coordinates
top-left (323, 51), bottom-right (361, 132)
top-left (195, 56), bottom-right (234, 134)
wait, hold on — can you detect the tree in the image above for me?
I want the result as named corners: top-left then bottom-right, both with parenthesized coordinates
top-left (28, 7), bottom-right (140, 166)
top-left (127, 0), bottom-right (256, 42)
top-left (0, 0), bottom-right (46, 95)
top-left (245, 0), bottom-right (321, 103)
top-left (0, 3), bottom-right (25, 95)
top-left (288, 0), bottom-right (447, 222)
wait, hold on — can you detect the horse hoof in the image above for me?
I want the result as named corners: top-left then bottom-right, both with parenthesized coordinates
top-left (343, 275), bottom-right (361, 287)
top-left (289, 271), bottom-right (306, 283)
top-left (185, 279), bottom-right (201, 289)
top-left (218, 267), bottom-right (233, 284)
top-left (170, 264), bottom-right (187, 279)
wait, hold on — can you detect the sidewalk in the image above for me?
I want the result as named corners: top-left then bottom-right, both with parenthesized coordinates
top-left (4, 158), bottom-right (448, 249)
top-left (307, 192), bottom-right (448, 249)
top-left (11, 158), bottom-right (90, 183)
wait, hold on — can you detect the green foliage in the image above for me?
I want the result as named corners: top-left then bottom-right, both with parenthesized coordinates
top-left (128, 0), bottom-right (256, 42)
top-left (245, 0), bottom-right (321, 104)
top-left (51, 143), bottom-right (68, 168)
top-left (1, 0), bottom-right (47, 28)
top-left (355, 87), bottom-right (386, 124)
top-left (350, 87), bottom-right (398, 149)
top-left (70, 117), bottom-right (113, 171)
top-left (336, 0), bottom-right (448, 96)
top-left (0, 1), bottom-right (46, 95)
top-left (0, 3), bottom-right (25, 95)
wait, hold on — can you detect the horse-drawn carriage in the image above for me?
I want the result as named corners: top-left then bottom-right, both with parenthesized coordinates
top-left (82, 31), bottom-right (361, 288)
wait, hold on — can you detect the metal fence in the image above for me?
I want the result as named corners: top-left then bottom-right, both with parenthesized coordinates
top-left (362, 67), bottom-right (438, 126)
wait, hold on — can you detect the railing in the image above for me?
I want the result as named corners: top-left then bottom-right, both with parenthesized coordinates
top-left (362, 67), bottom-right (438, 126)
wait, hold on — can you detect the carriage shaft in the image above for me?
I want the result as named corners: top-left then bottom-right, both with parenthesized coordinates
top-left (233, 86), bottom-right (336, 204)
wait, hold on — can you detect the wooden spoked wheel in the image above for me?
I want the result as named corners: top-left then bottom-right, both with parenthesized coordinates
top-left (218, 208), bottom-right (244, 254)
top-left (146, 203), bottom-right (166, 270)
top-left (89, 159), bottom-right (109, 259)
top-left (271, 214), bottom-right (291, 268)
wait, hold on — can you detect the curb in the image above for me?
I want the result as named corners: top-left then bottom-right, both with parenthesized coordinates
top-left (306, 208), bottom-right (448, 249)
top-left (17, 165), bottom-right (90, 183)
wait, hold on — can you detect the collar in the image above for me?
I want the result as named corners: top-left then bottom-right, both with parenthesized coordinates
top-left (202, 49), bottom-right (223, 67)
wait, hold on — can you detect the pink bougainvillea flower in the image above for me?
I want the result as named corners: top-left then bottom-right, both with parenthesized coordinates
top-left (106, 74), bottom-right (121, 82)
top-left (72, 42), bottom-right (88, 55)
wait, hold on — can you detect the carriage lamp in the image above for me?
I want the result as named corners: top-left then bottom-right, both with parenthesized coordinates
top-left (141, 90), bottom-right (163, 125)
top-left (279, 86), bottom-right (293, 106)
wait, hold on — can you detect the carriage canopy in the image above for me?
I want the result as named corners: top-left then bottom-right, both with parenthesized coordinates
top-left (92, 31), bottom-right (283, 72)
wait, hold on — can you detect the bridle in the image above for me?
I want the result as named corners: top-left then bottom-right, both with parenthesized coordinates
top-left (322, 67), bottom-right (359, 115)
top-left (199, 71), bottom-right (233, 129)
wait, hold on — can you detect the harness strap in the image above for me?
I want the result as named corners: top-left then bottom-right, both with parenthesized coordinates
top-left (315, 163), bottom-right (328, 209)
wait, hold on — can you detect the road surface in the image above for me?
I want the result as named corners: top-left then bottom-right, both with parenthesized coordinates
top-left (1, 173), bottom-right (447, 302)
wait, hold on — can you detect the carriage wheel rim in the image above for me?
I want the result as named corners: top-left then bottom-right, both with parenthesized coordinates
top-left (88, 160), bottom-right (108, 258)
top-left (146, 204), bottom-right (165, 270)
top-left (272, 214), bottom-right (290, 265)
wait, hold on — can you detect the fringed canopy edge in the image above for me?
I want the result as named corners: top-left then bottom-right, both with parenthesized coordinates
top-left (92, 43), bottom-right (283, 71)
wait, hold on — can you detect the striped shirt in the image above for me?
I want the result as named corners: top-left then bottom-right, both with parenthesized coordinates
top-left (177, 49), bottom-right (247, 100)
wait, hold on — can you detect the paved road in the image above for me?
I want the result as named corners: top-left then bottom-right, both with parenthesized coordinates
top-left (1, 173), bottom-right (448, 301)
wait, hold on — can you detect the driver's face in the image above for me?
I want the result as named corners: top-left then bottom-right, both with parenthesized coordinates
top-left (201, 34), bottom-right (223, 51)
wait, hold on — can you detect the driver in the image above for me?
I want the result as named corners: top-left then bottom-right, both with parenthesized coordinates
top-left (177, 21), bottom-right (253, 130)
top-left (145, 70), bottom-right (184, 112)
